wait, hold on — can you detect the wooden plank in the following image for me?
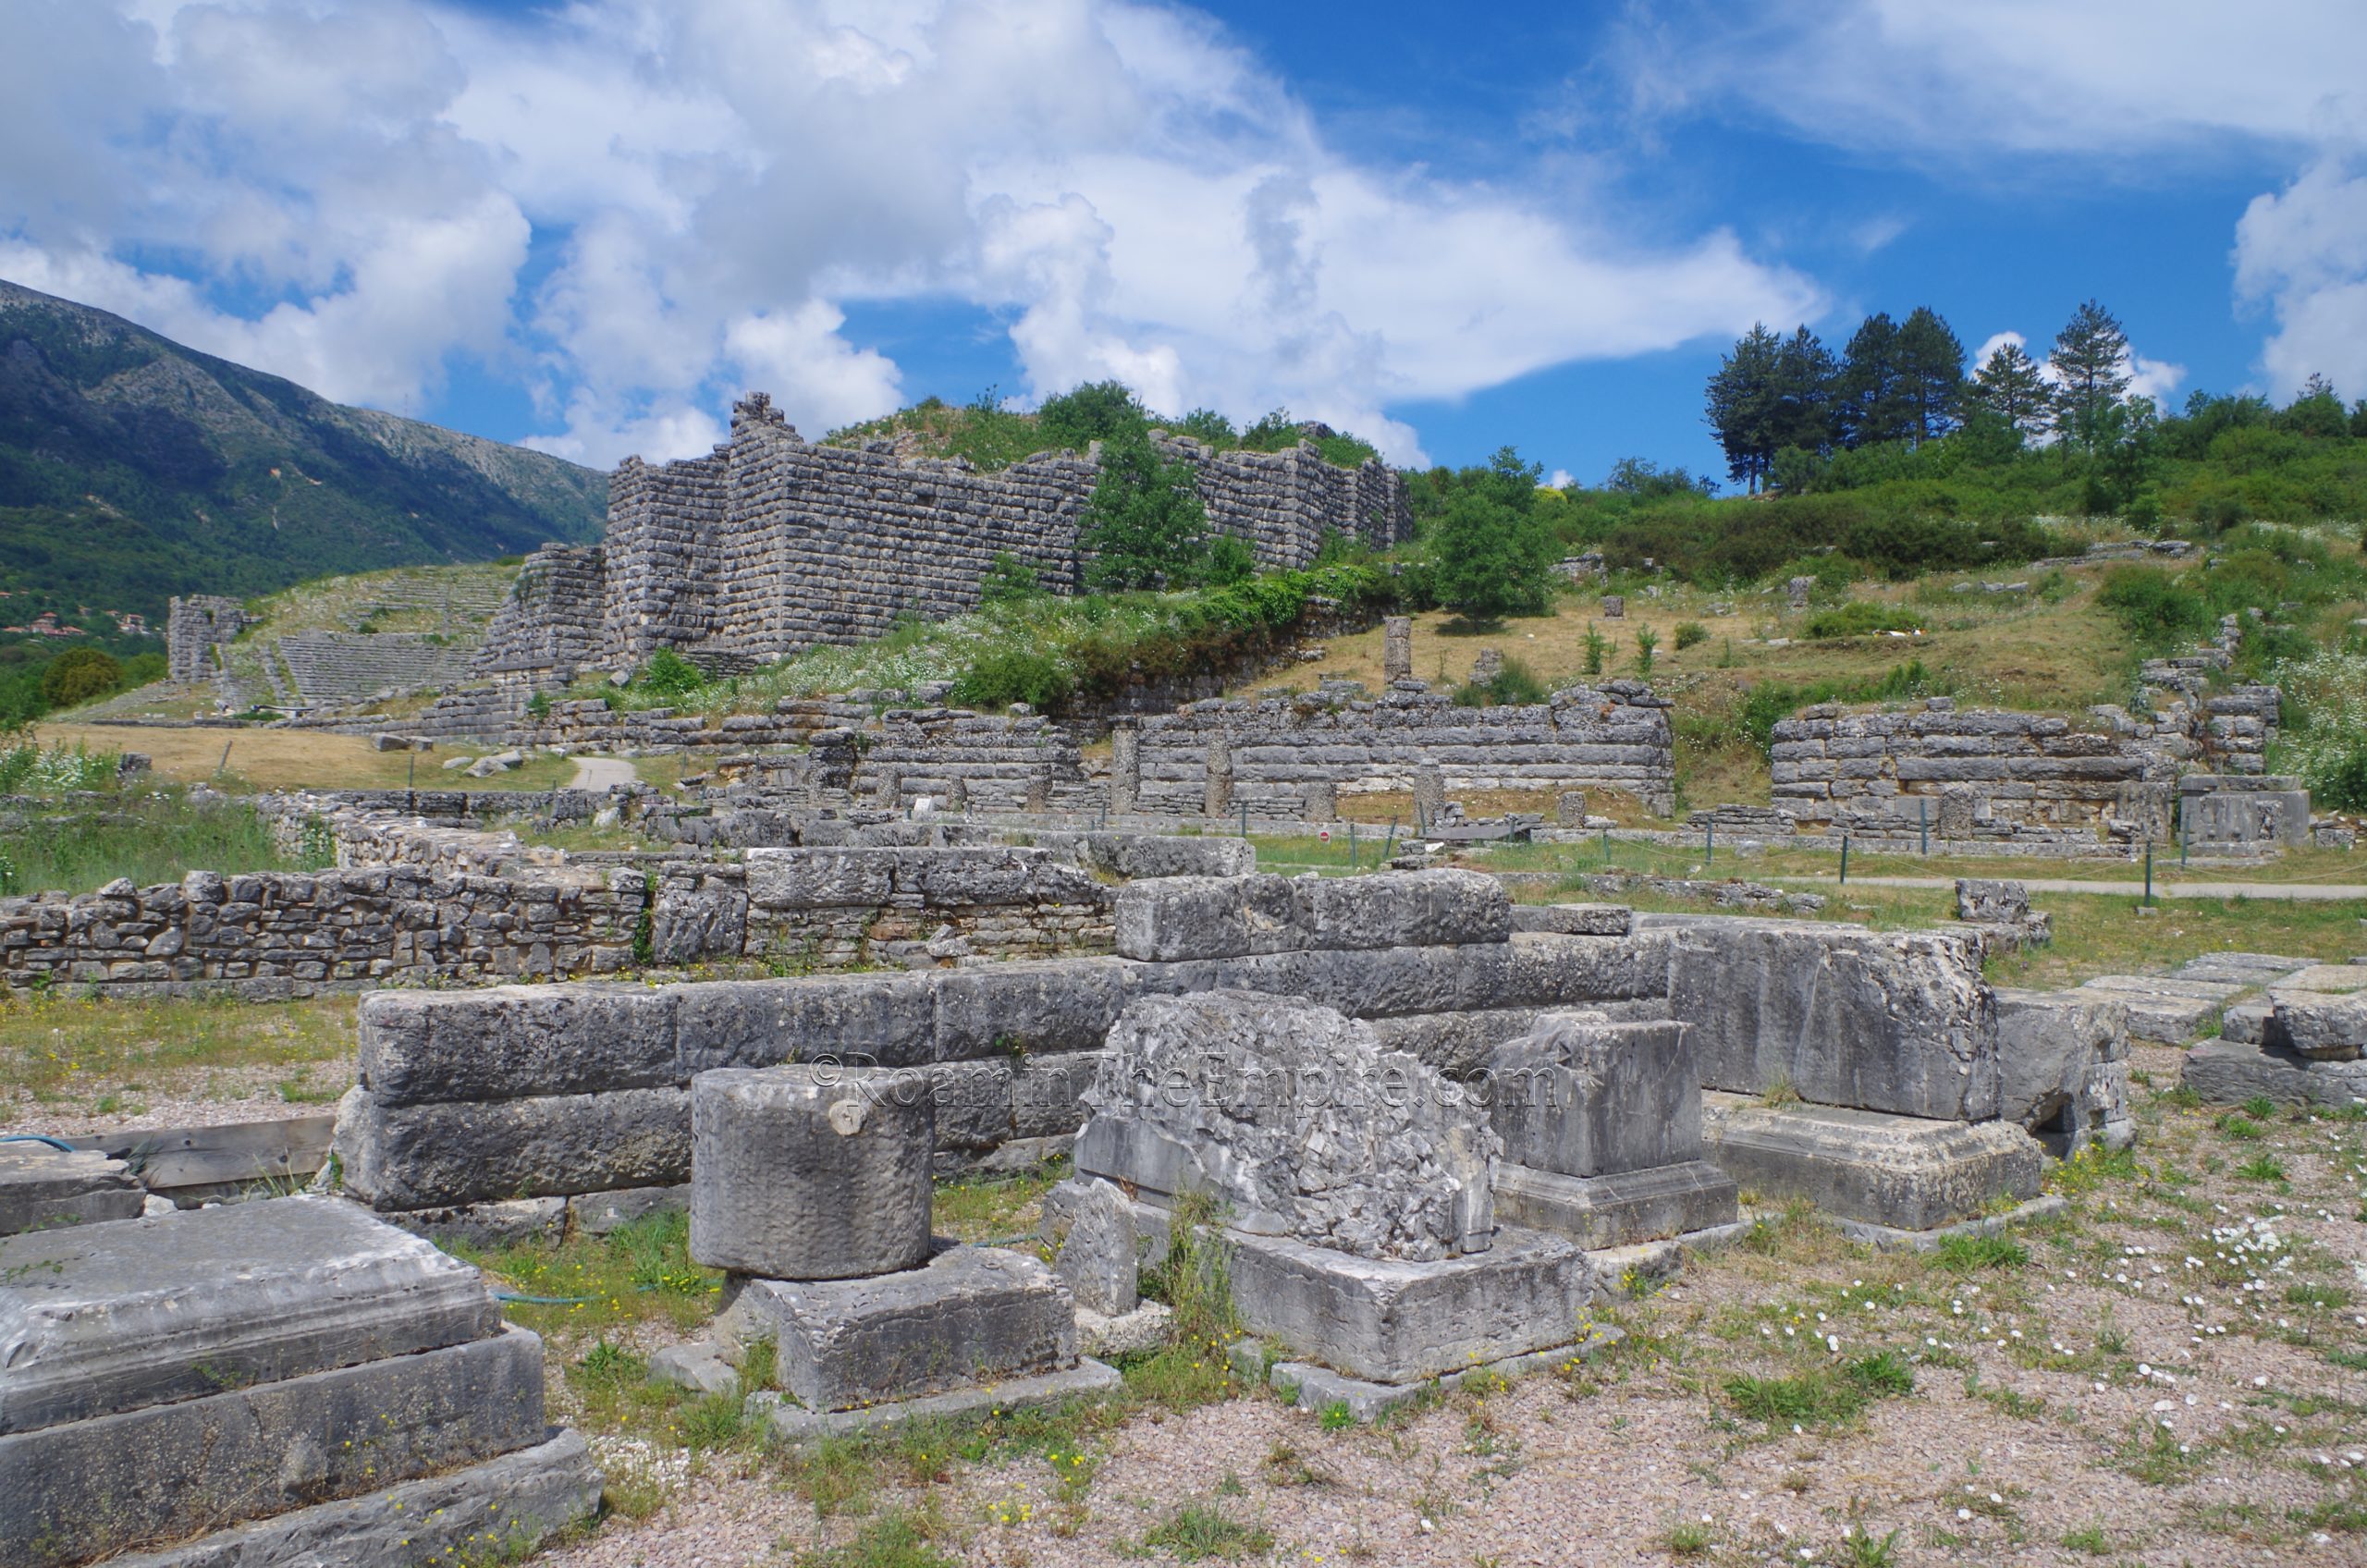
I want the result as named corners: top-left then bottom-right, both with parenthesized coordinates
top-left (61, 1113), bottom-right (337, 1193)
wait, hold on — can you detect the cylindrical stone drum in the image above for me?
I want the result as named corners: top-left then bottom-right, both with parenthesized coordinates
top-left (690, 1064), bottom-right (934, 1280)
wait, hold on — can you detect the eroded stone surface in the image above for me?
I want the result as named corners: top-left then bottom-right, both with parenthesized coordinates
top-left (690, 1065), bottom-right (934, 1280)
top-left (0, 1144), bottom-right (141, 1238)
top-left (1700, 1094), bottom-right (2042, 1231)
top-left (1485, 1012), bottom-right (1699, 1179)
top-left (1073, 992), bottom-right (1496, 1262)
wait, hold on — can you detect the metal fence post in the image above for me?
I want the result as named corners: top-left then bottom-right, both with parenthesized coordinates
top-left (1840, 835), bottom-right (1849, 886)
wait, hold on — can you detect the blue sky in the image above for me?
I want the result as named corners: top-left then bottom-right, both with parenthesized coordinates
top-left (4, 1), bottom-right (2361, 487)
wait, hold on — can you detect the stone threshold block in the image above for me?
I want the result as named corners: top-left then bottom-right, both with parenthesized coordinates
top-left (0, 1195), bottom-right (502, 1436)
top-left (1122, 1201), bottom-right (1593, 1385)
top-left (2070, 975), bottom-right (2244, 1043)
top-left (1700, 1094), bottom-right (2043, 1232)
top-left (2183, 1038), bottom-right (2367, 1109)
top-left (1823, 1194), bottom-right (2068, 1253)
top-left (1492, 1159), bottom-right (1739, 1251)
top-left (2172, 952), bottom-right (2312, 987)
top-left (1232, 1325), bottom-right (1624, 1424)
top-left (0, 1141), bottom-right (142, 1237)
top-left (752, 1358), bottom-right (1122, 1444)
top-left (0, 1327), bottom-right (548, 1568)
top-left (98, 1430), bottom-right (602, 1568)
top-left (716, 1244), bottom-right (1077, 1412)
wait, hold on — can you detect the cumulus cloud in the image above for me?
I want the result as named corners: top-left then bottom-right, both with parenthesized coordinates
top-left (2235, 154), bottom-right (2367, 401)
top-left (0, 0), bottom-right (1819, 466)
top-left (1968, 327), bottom-right (2184, 418)
top-left (1608, 0), bottom-right (2363, 400)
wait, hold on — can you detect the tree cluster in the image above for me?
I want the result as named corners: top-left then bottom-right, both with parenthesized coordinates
top-left (1705, 307), bottom-right (1968, 491)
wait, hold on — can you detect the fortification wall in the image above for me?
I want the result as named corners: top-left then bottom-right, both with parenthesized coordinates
top-left (166, 595), bottom-right (244, 682)
top-left (470, 392), bottom-right (1411, 689)
top-left (1122, 683), bottom-right (1678, 820)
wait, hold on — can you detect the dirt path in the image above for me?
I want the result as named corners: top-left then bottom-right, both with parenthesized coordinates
top-left (1784, 874), bottom-right (2367, 902)
top-left (569, 755), bottom-right (638, 790)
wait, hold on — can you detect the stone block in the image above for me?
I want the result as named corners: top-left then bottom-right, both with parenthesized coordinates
top-left (690, 1065), bottom-right (934, 1280)
top-left (567, 1183), bottom-right (689, 1236)
top-left (1954, 879), bottom-right (2029, 924)
top-left (1080, 832), bottom-right (1255, 881)
top-left (1073, 993), bottom-right (1494, 1261)
top-left (93, 1430), bottom-right (600, 1568)
top-left (1111, 870), bottom-right (1507, 961)
top-left (719, 1245), bottom-right (1075, 1411)
top-left (932, 958), bottom-right (1127, 1060)
top-left (1500, 930), bottom-right (1673, 1008)
top-left (0, 1327), bottom-right (547, 1568)
top-left (1485, 1013), bottom-right (1700, 1178)
top-left (0, 1143), bottom-right (142, 1237)
top-left (675, 973), bottom-right (938, 1074)
top-left (1491, 1160), bottom-right (1739, 1249)
top-left (338, 1085), bottom-right (691, 1211)
top-left (1048, 1177), bottom-right (1137, 1316)
top-left (2070, 975), bottom-right (2239, 1043)
top-left (1509, 902), bottom-right (1633, 937)
top-left (2183, 1038), bottom-right (2367, 1108)
top-left (1992, 988), bottom-right (2129, 1153)
top-left (0, 1195), bottom-right (499, 1435)
top-left (754, 1358), bottom-right (1122, 1443)
top-left (929, 1058), bottom-right (1015, 1150)
top-left (1220, 1223), bottom-right (1592, 1384)
top-left (1011, 1048), bottom-right (1108, 1139)
top-left (1700, 1094), bottom-right (2042, 1231)
top-left (2267, 988), bottom-right (2367, 1061)
top-left (1667, 921), bottom-right (1998, 1121)
top-left (358, 984), bottom-right (677, 1108)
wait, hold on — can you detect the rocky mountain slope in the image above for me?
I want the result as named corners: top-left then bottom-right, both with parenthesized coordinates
top-left (0, 278), bottom-right (606, 619)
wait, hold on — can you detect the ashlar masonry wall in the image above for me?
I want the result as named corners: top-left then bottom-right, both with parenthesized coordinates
top-left (468, 392), bottom-right (1414, 690)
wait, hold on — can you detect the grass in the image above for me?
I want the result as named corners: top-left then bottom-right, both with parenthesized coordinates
top-left (1135, 1501), bottom-right (1275, 1561)
top-left (930, 1159), bottom-right (1067, 1244)
top-left (28, 720), bottom-right (581, 793)
top-left (1723, 1351), bottom-right (1916, 1430)
top-left (0, 989), bottom-right (354, 1103)
top-left (0, 788), bottom-right (325, 897)
top-left (1932, 1233), bottom-right (2030, 1272)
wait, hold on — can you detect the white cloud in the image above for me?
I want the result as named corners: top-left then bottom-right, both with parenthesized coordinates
top-left (1547, 469), bottom-right (1576, 489)
top-left (1968, 326), bottom-right (2183, 417)
top-left (1608, 1), bottom-right (2365, 406)
top-left (0, 0), bottom-right (1820, 469)
top-left (2235, 154), bottom-right (2367, 401)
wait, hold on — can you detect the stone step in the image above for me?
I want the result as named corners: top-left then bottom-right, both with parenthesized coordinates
top-left (0, 1194), bottom-right (502, 1435)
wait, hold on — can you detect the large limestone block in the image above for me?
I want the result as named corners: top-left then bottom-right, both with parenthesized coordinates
top-left (1486, 1013), bottom-right (1700, 1179)
top-left (718, 1245), bottom-right (1075, 1410)
top-left (1079, 832), bottom-right (1256, 881)
top-left (94, 1430), bottom-right (601, 1568)
top-left (1112, 870), bottom-right (1508, 962)
top-left (690, 1065), bottom-right (934, 1279)
top-left (1220, 1223), bottom-right (1591, 1384)
top-left (0, 1196), bottom-right (499, 1435)
top-left (337, 1084), bottom-right (691, 1211)
top-left (1992, 988), bottom-right (2129, 1151)
top-left (2182, 1038), bottom-right (2367, 1108)
top-left (1492, 1160), bottom-right (1738, 1250)
top-left (1667, 921), bottom-right (1999, 1121)
top-left (932, 958), bottom-right (1129, 1060)
top-left (0, 1326), bottom-right (547, 1568)
top-left (2267, 989), bottom-right (2367, 1061)
top-left (1048, 1178), bottom-right (1138, 1316)
top-left (1700, 1095), bottom-right (2042, 1231)
top-left (0, 1143), bottom-right (142, 1237)
top-left (1072, 992), bottom-right (1495, 1262)
top-left (675, 973), bottom-right (938, 1074)
top-left (358, 984), bottom-right (678, 1108)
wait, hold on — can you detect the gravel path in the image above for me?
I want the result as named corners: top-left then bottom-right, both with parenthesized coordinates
top-left (570, 755), bottom-right (639, 790)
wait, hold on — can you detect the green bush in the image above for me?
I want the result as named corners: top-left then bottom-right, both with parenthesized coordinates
top-left (976, 550), bottom-right (1045, 608)
top-left (1453, 654), bottom-right (1551, 708)
top-left (40, 647), bottom-right (123, 708)
top-left (1736, 660), bottom-right (1946, 757)
top-left (1672, 620), bottom-right (1708, 650)
top-left (2096, 566), bottom-right (2211, 653)
top-left (1803, 601), bottom-right (1923, 639)
top-left (1199, 533), bottom-right (1257, 587)
top-left (120, 651), bottom-right (168, 687)
top-left (951, 647), bottom-right (1073, 712)
top-left (1080, 430), bottom-right (1209, 591)
top-left (633, 648), bottom-right (708, 700)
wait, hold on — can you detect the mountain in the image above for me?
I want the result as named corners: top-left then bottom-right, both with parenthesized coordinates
top-left (0, 278), bottom-right (607, 622)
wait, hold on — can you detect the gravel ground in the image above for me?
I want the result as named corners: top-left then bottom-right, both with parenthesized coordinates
top-left (1, 1056), bottom-right (351, 1137)
top-left (521, 1041), bottom-right (2367, 1568)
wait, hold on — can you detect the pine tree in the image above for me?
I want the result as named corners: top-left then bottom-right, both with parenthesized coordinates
top-left (2047, 299), bottom-right (2131, 451)
top-left (1704, 324), bottom-right (1782, 493)
top-left (1836, 312), bottom-right (1912, 447)
top-left (1895, 307), bottom-right (1966, 444)
top-left (1968, 340), bottom-right (2050, 440)
top-left (1769, 325), bottom-right (1840, 458)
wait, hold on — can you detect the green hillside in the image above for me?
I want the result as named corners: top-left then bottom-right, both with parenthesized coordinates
top-left (0, 278), bottom-right (607, 623)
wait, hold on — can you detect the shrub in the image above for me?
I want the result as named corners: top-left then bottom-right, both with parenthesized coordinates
top-left (1673, 620), bottom-right (1708, 650)
top-left (120, 651), bottom-right (167, 687)
top-left (1199, 533), bottom-right (1257, 587)
top-left (40, 648), bottom-right (123, 708)
top-left (1453, 654), bottom-right (1551, 707)
top-left (1080, 430), bottom-right (1209, 591)
top-left (976, 550), bottom-right (1046, 608)
top-left (1583, 622), bottom-right (1608, 675)
top-left (2096, 566), bottom-right (2210, 653)
top-left (634, 648), bottom-right (708, 699)
top-left (1735, 660), bottom-right (1946, 758)
top-left (1804, 601), bottom-right (1922, 640)
top-left (951, 647), bottom-right (1073, 711)
top-left (1633, 624), bottom-right (1659, 672)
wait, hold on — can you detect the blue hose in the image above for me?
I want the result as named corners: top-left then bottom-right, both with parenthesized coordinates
top-left (1, 1133), bottom-right (76, 1152)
